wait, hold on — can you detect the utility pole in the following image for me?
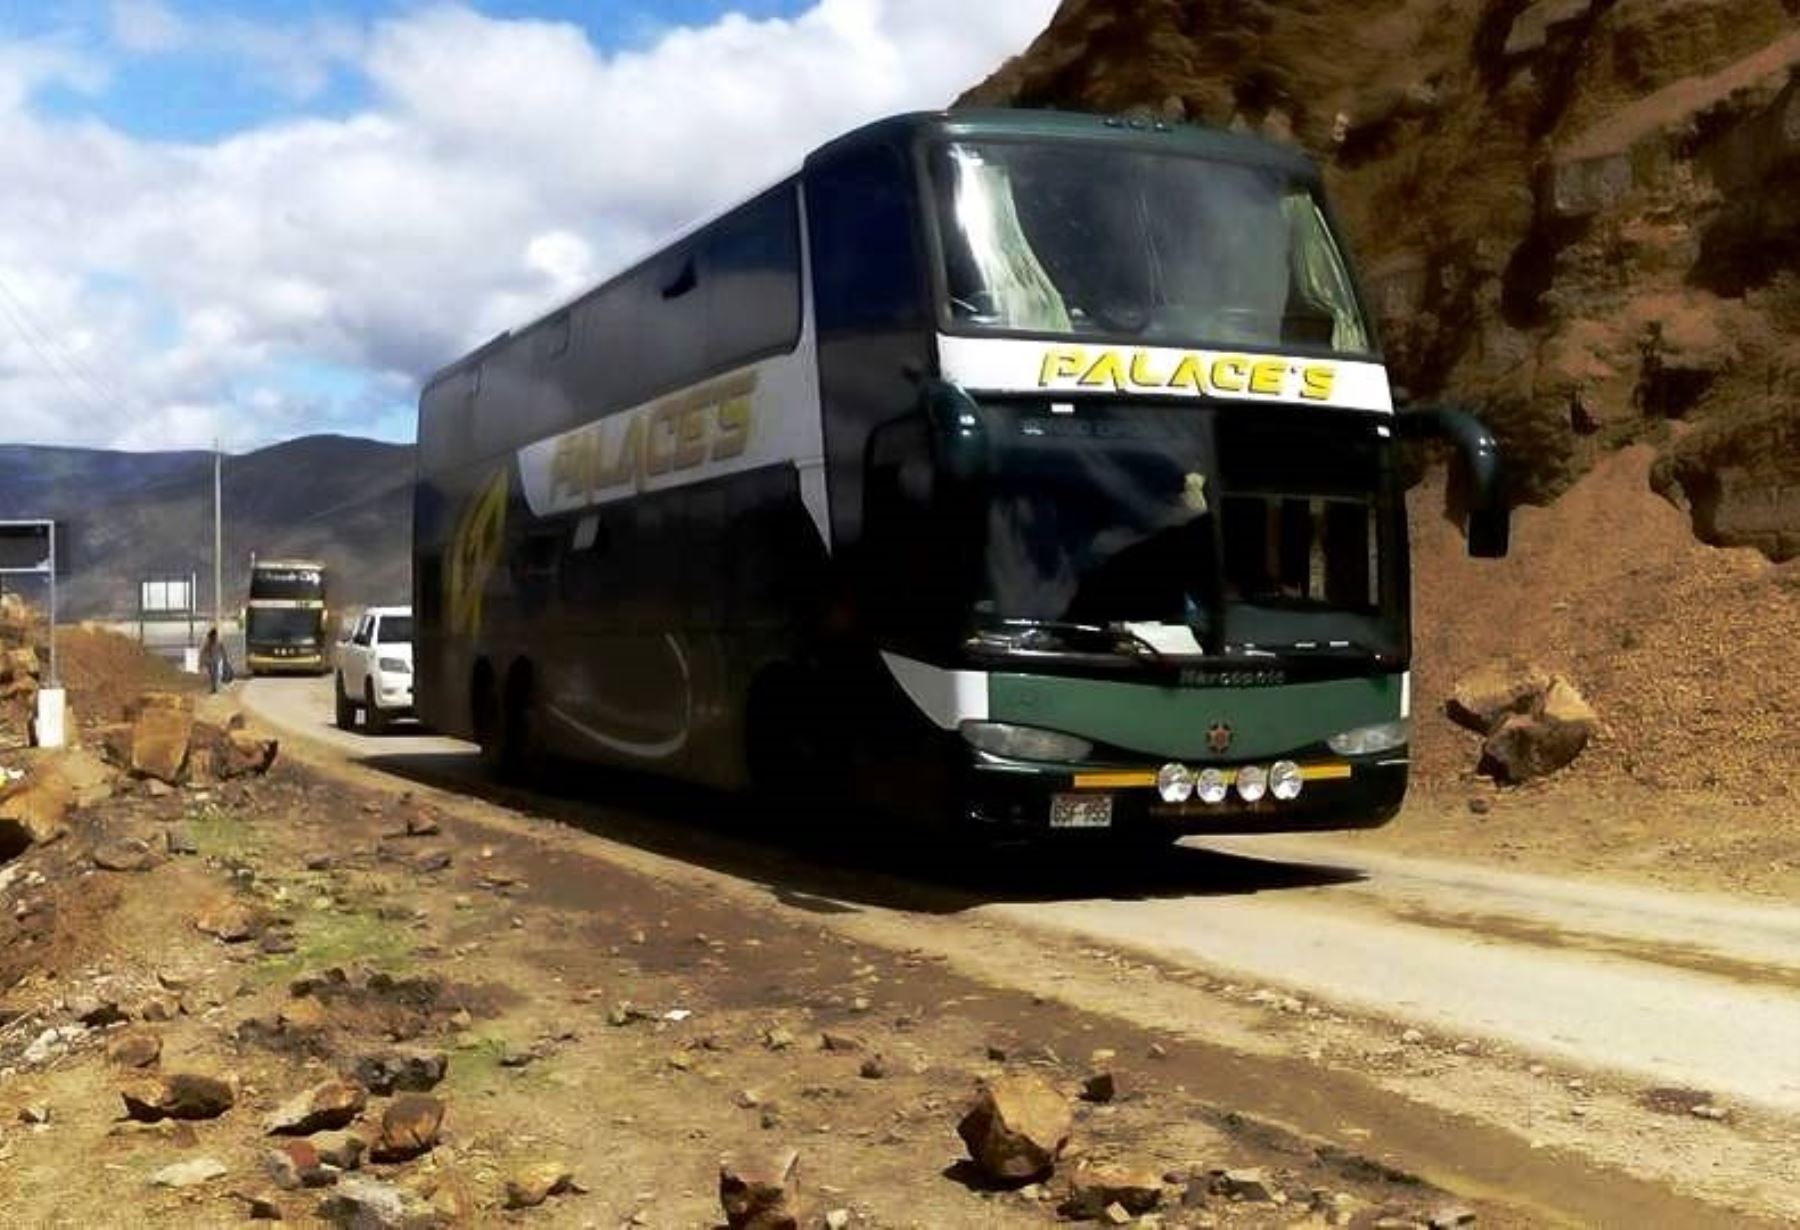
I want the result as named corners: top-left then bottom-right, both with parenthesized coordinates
top-left (213, 439), bottom-right (223, 633)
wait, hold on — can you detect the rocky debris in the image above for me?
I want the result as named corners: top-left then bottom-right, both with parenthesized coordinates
top-left (23, 1024), bottom-right (86, 1067)
top-left (350, 1050), bottom-right (447, 1095)
top-left (107, 1031), bottom-right (163, 1069)
top-left (19, 1102), bottom-right (50, 1125)
top-left (260, 929), bottom-right (298, 955)
top-left (68, 986), bottom-right (128, 1026)
top-left (1447, 664), bottom-right (1598, 783)
top-left (820, 1032), bottom-right (864, 1053)
top-left (266, 1140), bottom-right (336, 1190)
top-left (265, 1079), bottom-right (367, 1136)
top-left (208, 726), bottom-right (280, 780)
top-left (194, 897), bottom-right (260, 943)
top-left (165, 826), bottom-right (198, 856)
top-left (824, 1210), bottom-right (850, 1230)
top-left (304, 852), bottom-right (335, 872)
top-left (957, 1074), bottom-right (1073, 1184)
top-left (1081, 1071), bottom-right (1117, 1104)
top-left (149, 1157), bottom-right (229, 1188)
top-left (412, 850), bottom-right (452, 874)
top-left (403, 812), bottom-right (440, 838)
top-left (503, 1161), bottom-right (578, 1209)
top-left (236, 1191), bottom-right (284, 1221)
top-left (1429, 1206), bottom-right (1478, 1230)
top-left (120, 1071), bottom-right (237, 1122)
top-left (763, 1026), bottom-right (795, 1051)
top-left (857, 1054), bottom-right (890, 1081)
top-left (91, 836), bottom-right (156, 873)
top-left (369, 1094), bottom-right (443, 1162)
top-left (312, 1131), bottom-right (367, 1171)
top-left (1060, 1164), bottom-right (1164, 1219)
top-left (129, 698), bottom-right (193, 784)
top-left (719, 1149), bottom-right (801, 1230)
top-left (317, 1176), bottom-right (437, 1229)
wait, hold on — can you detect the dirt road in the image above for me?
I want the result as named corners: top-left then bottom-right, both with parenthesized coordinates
top-left (242, 675), bottom-right (1800, 1223)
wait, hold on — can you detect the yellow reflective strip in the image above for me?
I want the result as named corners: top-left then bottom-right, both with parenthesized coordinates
top-left (1071, 772), bottom-right (1156, 789)
top-left (1300, 763), bottom-right (1354, 781)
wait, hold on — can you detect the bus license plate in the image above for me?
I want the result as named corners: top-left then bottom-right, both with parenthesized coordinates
top-left (1050, 793), bottom-right (1113, 830)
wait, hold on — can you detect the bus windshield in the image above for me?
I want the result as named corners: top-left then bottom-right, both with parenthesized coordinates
top-left (972, 404), bottom-right (1402, 658)
top-left (247, 607), bottom-right (323, 644)
top-left (250, 568), bottom-right (325, 603)
top-left (929, 141), bottom-right (1372, 355)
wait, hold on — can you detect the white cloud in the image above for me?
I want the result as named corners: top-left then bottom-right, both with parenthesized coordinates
top-left (0, 0), bottom-right (1057, 452)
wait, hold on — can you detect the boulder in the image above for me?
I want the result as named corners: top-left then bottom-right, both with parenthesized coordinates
top-left (265, 1079), bottom-right (367, 1136)
top-left (0, 763), bottom-right (74, 846)
top-left (120, 1071), bottom-right (237, 1121)
top-left (956, 1074), bottom-right (1072, 1184)
top-left (1061, 1164), bottom-right (1164, 1218)
top-left (1446, 661), bottom-right (1551, 734)
top-left (211, 727), bottom-right (279, 780)
top-left (719, 1149), bottom-right (800, 1230)
top-left (368, 1095), bottom-right (443, 1162)
top-left (130, 703), bottom-right (193, 784)
top-left (1479, 676), bottom-right (1597, 783)
top-left (194, 897), bottom-right (260, 942)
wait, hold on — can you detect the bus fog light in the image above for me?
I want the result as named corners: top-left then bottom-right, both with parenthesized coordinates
top-left (1156, 763), bottom-right (1194, 803)
top-left (1326, 719), bottom-right (1409, 757)
top-left (1196, 768), bottom-right (1228, 805)
top-left (1235, 764), bottom-right (1268, 803)
top-left (1270, 760), bottom-right (1304, 801)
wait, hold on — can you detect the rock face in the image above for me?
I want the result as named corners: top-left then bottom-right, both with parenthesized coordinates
top-left (120, 1071), bottom-right (236, 1122)
top-left (956, 1075), bottom-right (1073, 1184)
top-left (1447, 664), bottom-right (1598, 782)
top-left (961, 1), bottom-right (1800, 557)
top-left (719, 1149), bottom-right (800, 1230)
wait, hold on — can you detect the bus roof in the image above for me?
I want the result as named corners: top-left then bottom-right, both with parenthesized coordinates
top-left (420, 108), bottom-right (1319, 396)
top-left (252, 559), bottom-right (325, 571)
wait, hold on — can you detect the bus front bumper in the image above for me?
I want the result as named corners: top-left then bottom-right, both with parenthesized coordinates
top-left (246, 651), bottom-right (328, 674)
top-left (962, 753), bottom-right (1408, 837)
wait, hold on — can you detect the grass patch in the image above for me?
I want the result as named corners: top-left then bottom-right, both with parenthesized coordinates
top-left (184, 804), bottom-right (262, 863)
top-left (254, 904), bottom-right (417, 986)
top-left (442, 1033), bottom-right (548, 1097)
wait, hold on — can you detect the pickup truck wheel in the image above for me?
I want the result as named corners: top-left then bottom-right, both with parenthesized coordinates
top-left (334, 674), bottom-right (356, 731)
top-left (364, 680), bottom-right (388, 735)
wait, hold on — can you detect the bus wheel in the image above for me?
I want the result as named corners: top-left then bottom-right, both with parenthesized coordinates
top-left (497, 664), bottom-right (546, 785)
top-left (364, 681), bottom-right (388, 736)
top-left (473, 666), bottom-right (503, 776)
top-left (334, 674), bottom-right (356, 731)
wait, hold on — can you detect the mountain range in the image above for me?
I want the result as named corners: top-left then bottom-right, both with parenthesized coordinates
top-left (0, 435), bottom-right (412, 621)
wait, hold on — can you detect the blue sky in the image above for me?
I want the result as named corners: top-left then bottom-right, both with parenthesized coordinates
top-left (0, 0), bottom-right (1056, 452)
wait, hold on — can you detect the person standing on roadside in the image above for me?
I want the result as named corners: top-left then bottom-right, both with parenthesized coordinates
top-left (200, 627), bottom-right (232, 693)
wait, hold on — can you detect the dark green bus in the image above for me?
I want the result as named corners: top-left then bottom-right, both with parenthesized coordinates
top-left (412, 109), bottom-right (1507, 842)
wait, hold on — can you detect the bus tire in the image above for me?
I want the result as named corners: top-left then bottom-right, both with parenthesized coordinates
top-left (498, 662), bottom-right (546, 785)
top-left (473, 663), bottom-right (503, 776)
top-left (746, 669), bottom-right (848, 833)
top-left (364, 681), bottom-right (388, 736)
top-left (334, 674), bottom-right (356, 731)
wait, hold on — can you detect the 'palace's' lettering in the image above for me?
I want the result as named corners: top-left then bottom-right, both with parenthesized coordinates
top-left (1037, 346), bottom-right (1339, 402)
top-left (549, 372), bottom-right (755, 505)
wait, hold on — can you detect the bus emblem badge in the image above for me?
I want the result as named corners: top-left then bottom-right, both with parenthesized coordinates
top-left (1207, 722), bottom-right (1234, 754)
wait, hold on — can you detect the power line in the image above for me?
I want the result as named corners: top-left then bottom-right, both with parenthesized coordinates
top-left (0, 268), bottom-right (133, 415)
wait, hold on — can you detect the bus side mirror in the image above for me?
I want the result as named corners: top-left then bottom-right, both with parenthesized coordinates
top-left (1396, 405), bottom-right (1511, 560)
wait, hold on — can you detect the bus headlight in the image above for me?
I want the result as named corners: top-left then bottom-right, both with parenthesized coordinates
top-left (1326, 720), bottom-right (1409, 757)
top-left (1235, 764), bottom-right (1268, 803)
top-left (1196, 768), bottom-right (1229, 805)
top-left (1270, 760), bottom-right (1304, 800)
top-left (1156, 763), bottom-right (1194, 803)
top-left (960, 722), bottom-right (1092, 763)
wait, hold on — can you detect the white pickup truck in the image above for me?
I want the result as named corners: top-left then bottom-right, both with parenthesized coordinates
top-left (334, 605), bottom-right (414, 733)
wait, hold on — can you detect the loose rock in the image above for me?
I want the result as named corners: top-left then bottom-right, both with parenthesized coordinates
top-left (312, 1131), bottom-right (366, 1171)
top-left (165, 826), bottom-right (198, 855)
top-left (266, 1079), bottom-right (367, 1136)
top-left (369, 1094), bottom-right (443, 1162)
top-left (150, 1157), bottom-right (229, 1188)
top-left (266, 1141), bottom-right (335, 1191)
top-left (504, 1161), bottom-right (576, 1209)
top-left (92, 836), bottom-right (156, 872)
top-left (1081, 1071), bottom-right (1117, 1103)
top-left (120, 1071), bottom-right (237, 1122)
top-left (316, 1176), bottom-right (436, 1229)
top-left (130, 702), bottom-right (193, 784)
top-left (194, 898), bottom-right (259, 943)
top-left (858, 1054), bottom-right (889, 1081)
top-left (956, 1074), bottom-right (1072, 1183)
top-left (1429, 1206), bottom-right (1478, 1230)
top-left (107, 1031), bottom-right (162, 1069)
top-left (1061, 1164), bottom-right (1164, 1218)
top-left (719, 1149), bottom-right (800, 1230)
top-left (1212, 1168), bottom-right (1278, 1203)
top-left (1446, 661), bottom-right (1549, 734)
top-left (350, 1051), bottom-right (447, 1096)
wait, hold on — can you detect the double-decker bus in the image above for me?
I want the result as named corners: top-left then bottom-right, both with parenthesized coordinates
top-left (413, 109), bottom-right (1508, 842)
top-left (244, 558), bottom-right (332, 676)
